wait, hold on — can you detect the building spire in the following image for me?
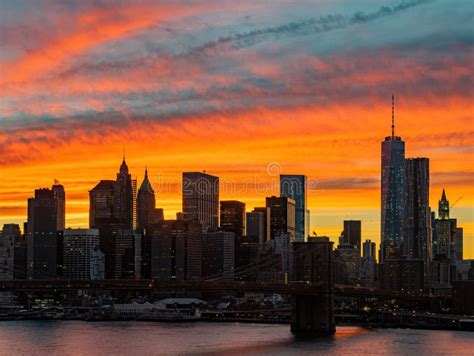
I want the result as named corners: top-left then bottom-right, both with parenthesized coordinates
top-left (145, 167), bottom-right (148, 179)
top-left (122, 145), bottom-right (126, 163)
top-left (391, 94), bottom-right (395, 138)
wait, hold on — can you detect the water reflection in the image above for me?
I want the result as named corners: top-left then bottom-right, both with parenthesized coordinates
top-left (0, 321), bottom-right (472, 355)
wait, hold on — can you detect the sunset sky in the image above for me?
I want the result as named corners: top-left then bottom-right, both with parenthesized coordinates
top-left (0, 0), bottom-right (473, 257)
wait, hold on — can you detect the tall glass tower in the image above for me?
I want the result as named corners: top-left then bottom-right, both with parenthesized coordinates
top-left (381, 95), bottom-right (405, 260)
top-left (280, 174), bottom-right (309, 242)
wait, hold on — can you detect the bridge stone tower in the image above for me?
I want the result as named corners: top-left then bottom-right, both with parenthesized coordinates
top-left (291, 237), bottom-right (335, 335)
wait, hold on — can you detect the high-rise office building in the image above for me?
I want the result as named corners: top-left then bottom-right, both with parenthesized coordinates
top-left (361, 239), bottom-right (376, 287)
top-left (266, 196), bottom-right (296, 241)
top-left (52, 183), bottom-right (65, 230)
top-left (220, 200), bottom-right (245, 239)
top-left (0, 224), bottom-right (21, 280)
top-left (202, 231), bottom-right (235, 281)
top-left (246, 211), bottom-right (265, 246)
top-left (362, 239), bottom-right (376, 259)
top-left (63, 228), bottom-right (103, 280)
top-left (404, 158), bottom-right (431, 279)
top-left (151, 220), bottom-right (202, 281)
top-left (113, 228), bottom-right (135, 279)
top-left (339, 220), bottom-right (362, 252)
top-left (280, 175), bottom-right (310, 242)
top-left (251, 207), bottom-right (271, 244)
top-left (137, 168), bottom-right (157, 230)
top-left (26, 186), bottom-right (63, 279)
top-left (89, 180), bottom-right (117, 228)
top-left (182, 172), bottom-right (219, 231)
top-left (381, 95), bottom-right (405, 261)
top-left (454, 227), bottom-right (463, 261)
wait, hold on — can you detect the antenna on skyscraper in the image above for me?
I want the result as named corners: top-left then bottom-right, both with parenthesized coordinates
top-left (391, 94), bottom-right (395, 138)
top-left (122, 145), bottom-right (126, 162)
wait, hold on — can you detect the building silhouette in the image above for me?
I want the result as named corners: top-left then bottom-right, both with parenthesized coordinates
top-left (381, 95), bottom-right (405, 261)
top-left (246, 211), bottom-right (265, 246)
top-left (435, 189), bottom-right (452, 259)
top-left (202, 231), bottom-right (235, 281)
top-left (280, 175), bottom-right (310, 242)
top-left (220, 200), bottom-right (245, 239)
top-left (0, 224), bottom-right (21, 280)
top-left (251, 207), bottom-right (271, 245)
top-left (266, 196), bottom-right (296, 241)
top-left (182, 172), bottom-right (219, 231)
top-left (137, 168), bottom-right (157, 230)
top-left (151, 220), bottom-right (202, 281)
top-left (339, 220), bottom-right (361, 253)
top-left (403, 158), bottom-right (431, 281)
top-left (26, 185), bottom-right (64, 279)
top-left (115, 157), bottom-right (134, 229)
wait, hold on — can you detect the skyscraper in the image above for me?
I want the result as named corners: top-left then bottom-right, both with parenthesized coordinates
top-left (115, 157), bottom-right (134, 229)
top-left (137, 168), bottom-right (156, 230)
top-left (151, 220), bottom-right (202, 280)
top-left (52, 183), bottom-right (65, 230)
top-left (436, 189), bottom-right (451, 258)
top-left (251, 207), bottom-right (271, 244)
top-left (403, 158), bottom-right (431, 275)
top-left (280, 174), bottom-right (309, 242)
top-left (220, 200), bottom-right (245, 239)
top-left (89, 180), bottom-right (117, 228)
top-left (182, 172), bottom-right (219, 231)
top-left (339, 220), bottom-right (362, 252)
top-left (266, 196), bottom-right (296, 241)
top-left (27, 187), bottom-right (63, 279)
top-left (246, 211), bottom-right (265, 246)
top-left (381, 95), bottom-right (405, 260)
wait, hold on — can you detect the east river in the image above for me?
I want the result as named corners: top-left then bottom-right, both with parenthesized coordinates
top-left (0, 321), bottom-right (473, 355)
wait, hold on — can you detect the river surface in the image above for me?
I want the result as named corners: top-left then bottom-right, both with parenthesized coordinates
top-left (0, 321), bottom-right (473, 355)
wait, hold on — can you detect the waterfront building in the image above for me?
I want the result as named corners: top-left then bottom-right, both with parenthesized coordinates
top-left (182, 172), bottom-right (219, 231)
top-left (381, 95), bottom-right (405, 261)
top-left (335, 243), bottom-right (360, 283)
top-left (379, 259), bottom-right (424, 292)
top-left (234, 237), bottom-right (259, 281)
top-left (63, 228), bottom-right (103, 280)
top-left (0, 224), bottom-right (21, 280)
top-left (151, 220), bottom-right (202, 281)
top-left (265, 196), bottom-right (296, 241)
top-left (202, 230), bottom-right (235, 281)
top-left (113, 228), bottom-right (135, 279)
top-left (280, 174), bottom-right (310, 241)
top-left (220, 200), bottom-right (245, 239)
top-left (26, 186), bottom-right (64, 279)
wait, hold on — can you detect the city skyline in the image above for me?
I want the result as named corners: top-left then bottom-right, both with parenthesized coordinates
top-left (1, 0), bottom-right (473, 258)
